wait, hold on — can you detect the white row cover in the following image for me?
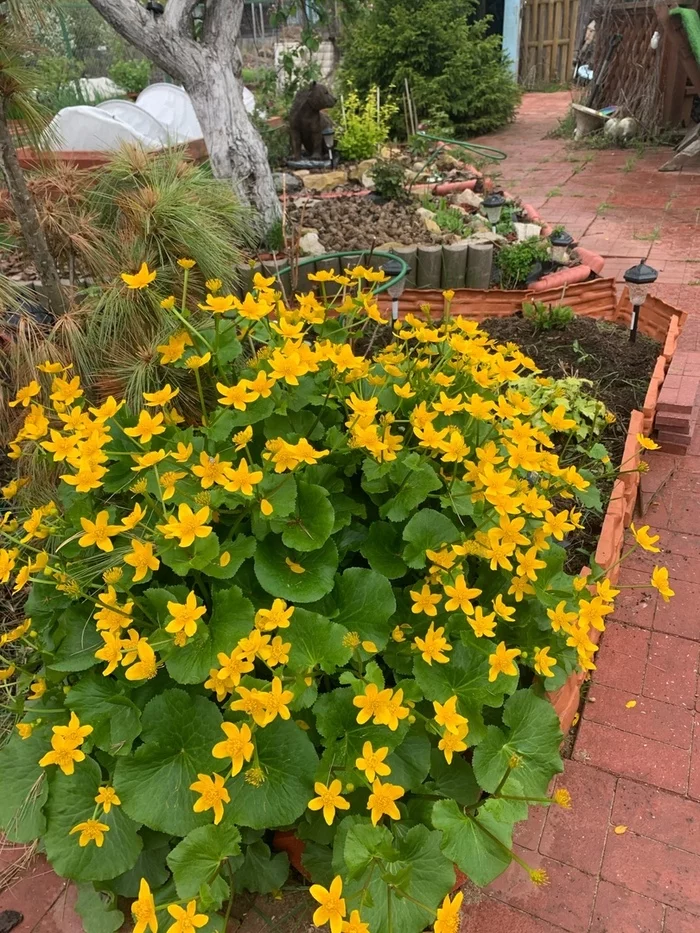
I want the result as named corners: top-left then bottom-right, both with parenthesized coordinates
top-left (42, 83), bottom-right (257, 153)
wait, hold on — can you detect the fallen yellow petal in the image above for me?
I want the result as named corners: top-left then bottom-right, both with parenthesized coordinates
top-left (625, 700), bottom-right (637, 709)
top-left (614, 825), bottom-right (627, 835)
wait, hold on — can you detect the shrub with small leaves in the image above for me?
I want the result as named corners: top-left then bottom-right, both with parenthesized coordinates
top-left (522, 300), bottom-right (575, 331)
top-left (0, 261), bottom-right (670, 933)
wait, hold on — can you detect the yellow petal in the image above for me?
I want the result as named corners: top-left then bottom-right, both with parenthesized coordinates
top-left (625, 700), bottom-right (637, 709)
top-left (614, 825), bottom-right (627, 835)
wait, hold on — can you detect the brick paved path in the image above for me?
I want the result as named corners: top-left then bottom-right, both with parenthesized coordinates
top-left (459, 94), bottom-right (700, 932)
top-left (3, 92), bottom-right (700, 933)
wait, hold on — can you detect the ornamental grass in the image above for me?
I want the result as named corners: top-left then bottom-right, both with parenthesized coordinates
top-left (0, 264), bottom-right (672, 933)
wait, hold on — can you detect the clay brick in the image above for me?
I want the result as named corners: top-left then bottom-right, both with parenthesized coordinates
top-left (584, 682), bottom-right (693, 748)
top-left (593, 622), bottom-right (650, 695)
top-left (573, 719), bottom-right (690, 793)
top-left (613, 778), bottom-right (700, 855)
top-left (602, 831), bottom-right (700, 916)
top-left (690, 721), bottom-right (700, 803)
top-left (32, 884), bottom-right (82, 933)
top-left (539, 760), bottom-right (616, 874)
top-left (0, 854), bottom-right (68, 930)
top-left (460, 896), bottom-right (567, 933)
top-left (644, 632), bottom-right (700, 708)
top-left (609, 569), bottom-right (657, 629)
top-left (655, 414), bottom-right (692, 432)
top-left (657, 431), bottom-right (692, 446)
top-left (589, 880), bottom-right (664, 933)
top-left (654, 580), bottom-right (700, 640)
top-left (664, 907), bottom-right (700, 932)
top-left (486, 846), bottom-right (597, 933)
top-left (513, 802), bottom-right (548, 852)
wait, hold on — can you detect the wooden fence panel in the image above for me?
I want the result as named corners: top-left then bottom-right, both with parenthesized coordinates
top-left (520, 0), bottom-right (580, 86)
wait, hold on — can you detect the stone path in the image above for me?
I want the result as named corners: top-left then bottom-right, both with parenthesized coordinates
top-left (459, 93), bottom-right (700, 932)
top-left (4, 92), bottom-right (700, 933)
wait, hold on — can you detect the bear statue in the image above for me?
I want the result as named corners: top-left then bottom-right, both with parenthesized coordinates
top-left (288, 81), bottom-right (337, 161)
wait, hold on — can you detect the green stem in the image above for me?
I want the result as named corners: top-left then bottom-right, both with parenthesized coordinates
top-left (169, 305), bottom-right (214, 353)
top-left (194, 369), bottom-right (208, 426)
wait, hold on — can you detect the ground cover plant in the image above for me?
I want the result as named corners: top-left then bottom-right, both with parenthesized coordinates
top-left (0, 269), bottom-right (672, 933)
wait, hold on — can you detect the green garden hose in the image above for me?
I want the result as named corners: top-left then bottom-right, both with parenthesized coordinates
top-left (408, 131), bottom-right (507, 192)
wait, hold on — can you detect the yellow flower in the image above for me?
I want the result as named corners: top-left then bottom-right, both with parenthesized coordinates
top-left (308, 779), bottom-right (351, 825)
top-left (50, 375), bottom-right (83, 406)
top-left (184, 352), bottom-right (211, 370)
top-left (393, 382), bottom-right (415, 399)
top-left (310, 877), bottom-right (346, 933)
top-left (165, 591), bottom-right (207, 638)
top-left (37, 360), bottom-right (68, 373)
top-left (124, 410), bottom-right (166, 444)
top-left (553, 788), bottom-right (572, 808)
top-left (172, 441), bottom-right (194, 463)
top-left (255, 598), bottom-right (294, 631)
top-left (132, 879), bottom-right (158, 933)
top-left (353, 682), bottom-right (392, 725)
top-left (488, 641), bottom-right (521, 682)
top-left (28, 677), bottom-right (46, 700)
top-left (409, 583), bottom-right (442, 617)
top-left (637, 433), bottom-right (660, 450)
top-left (542, 404), bottom-right (577, 432)
top-left (650, 566), bottom-right (675, 601)
top-left (433, 696), bottom-right (468, 735)
top-left (443, 574), bottom-right (481, 614)
top-left (212, 721), bottom-right (254, 776)
top-left (121, 262), bottom-right (157, 289)
top-left (434, 891), bottom-right (463, 933)
top-left (70, 819), bottom-right (110, 847)
top-left (206, 278), bottom-right (222, 293)
top-left (199, 293), bottom-right (236, 314)
top-left (493, 594), bottom-right (516, 622)
top-left (160, 295), bottom-right (176, 310)
top-left (367, 779), bottom-right (404, 825)
top-left (534, 646), bottom-right (557, 678)
top-left (0, 664), bottom-right (15, 681)
top-left (438, 723), bottom-right (469, 764)
top-left (189, 772), bottom-right (230, 825)
top-left (355, 741), bottom-right (391, 782)
top-left (224, 459), bottom-right (263, 496)
top-left (95, 786), bottom-right (121, 813)
top-left (16, 723), bottom-right (34, 739)
top-left (157, 331), bottom-right (193, 364)
top-left (157, 503), bottom-right (212, 548)
top-left (124, 638), bottom-right (158, 681)
top-left (95, 631), bottom-right (123, 675)
top-left (414, 622), bottom-right (452, 665)
top-left (53, 711), bottom-right (93, 746)
top-left (341, 910), bottom-right (370, 933)
top-left (177, 258), bottom-right (196, 270)
top-left (267, 347), bottom-right (308, 385)
top-left (39, 737), bottom-right (86, 775)
top-left (630, 523), bottom-right (661, 553)
top-left (78, 511), bottom-right (121, 552)
top-left (166, 900), bottom-right (208, 933)
top-left (124, 540), bottom-right (160, 582)
top-left (143, 384), bottom-right (180, 406)
top-left (233, 425), bottom-right (253, 450)
top-left (262, 676), bottom-right (294, 725)
top-left (9, 380), bottom-right (41, 408)
top-left (131, 449), bottom-right (168, 471)
top-left (160, 470), bottom-right (187, 500)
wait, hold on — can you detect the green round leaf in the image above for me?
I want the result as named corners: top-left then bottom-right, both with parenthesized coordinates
top-left (334, 568), bottom-right (396, 649)
top-left (401, 508), bottom-right (460, 569)
top-left (0, 730), bottom-right (50, 842)
top-left (432, 798), bottom-right (513, 887)
top-left (254, 536), bottom-right (338, 603)
top-left (167, 823), bottom-right (242, 899)
top-left (114, 689), bottom-right (222, 836)
top-left (271, 481), bottom-right (335, 552)
top-left (360, 521), bottom-right (408, 579)
top-left (44, 757), bottom-right (142, 881)
top-left (223, 719), bottom-right (318, 829)
top-left (287, 608), bottom-right (352, 674)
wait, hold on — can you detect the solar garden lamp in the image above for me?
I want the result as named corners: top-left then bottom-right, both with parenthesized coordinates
top-left (624, 259), bottom-right (658, 343)
top-left (482, 193), bottom-right (506, 231)
top-left (550, 230), bottom-right (575, 264)
top-left (384, 258), bottom-right (407, 322)
top-left (322, 126), bottom-right (335, 166)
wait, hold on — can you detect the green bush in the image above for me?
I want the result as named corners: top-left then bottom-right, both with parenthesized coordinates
top-left (109, 59), bottom-right (151, 96)
top-left (370, 159), bottom-right (409, 201)
top-left (496, 237), bottom-right (550, 289)
top-left (336, 87), bottom-right (398, 161)
top-left (341, 0), bottom-right (521, 138)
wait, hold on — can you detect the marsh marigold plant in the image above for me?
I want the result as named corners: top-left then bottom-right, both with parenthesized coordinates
top-left (0, 262), bottom-right (672, 933)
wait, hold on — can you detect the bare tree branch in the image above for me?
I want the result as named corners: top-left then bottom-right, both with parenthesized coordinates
top-left (163, 0), bottom-right (200, 37)
top-left (202, 0), bottom-right (245, 54)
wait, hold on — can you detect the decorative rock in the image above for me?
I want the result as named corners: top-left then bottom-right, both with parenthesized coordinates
top-left (361, 173), bottom-right (375, 190)
top-left (453, 188), bottom-right (483, 209)
top-left (416, 207), bottom-right (436, 221)
top-left (411, 160), bottom-right (426, 173)
top-left (513, 221), bottom-right (542, 242)
top-left (347, 158), bottom-right (376, 182)
top-left (460, 230), bottom-right (506, 246)
top-left (301, 170), bottom-right (348, 192)
top-left (298, 230), bottom-right (326, 256)
top-left (273, 172), bottom-right (304, 195)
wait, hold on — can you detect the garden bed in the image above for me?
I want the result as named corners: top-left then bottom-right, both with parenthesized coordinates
top-left (480, 314), bottom-right (661, 571)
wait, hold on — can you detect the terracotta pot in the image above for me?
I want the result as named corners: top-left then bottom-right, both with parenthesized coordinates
top-left (432, 179), bottom-right (477, 196)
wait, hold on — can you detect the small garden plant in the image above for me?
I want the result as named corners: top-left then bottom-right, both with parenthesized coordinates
top-left (522, 300), bottom-right (575, 331)
top-left (335, 87), bottom-right (397, 161)
top-left (0, 265), bottom-right (672, 933)
top-left (496, 237), bottom-right (551, 289)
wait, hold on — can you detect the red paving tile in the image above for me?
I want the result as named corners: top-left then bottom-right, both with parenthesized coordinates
top-left (592, 622), bottom-right (649, 695)
top-left (643, 633), bottom-right (699, 709)
top-left (663, 907), bottom-right (700, 932)
top-left (460, 896), bottom-right (568, 932)
top-left (539, 761), bottom-right (615, 874)
top-left (583, 682), bottom-right (694, 749)
top-left (589, 880), bottom-right (664, 933)
top-left (602, 832), bottom-right (700, 916)
top-left (573, 719), bottom-right (690, 793)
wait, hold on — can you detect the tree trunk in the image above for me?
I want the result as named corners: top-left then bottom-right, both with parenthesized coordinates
top-left (0, 100), bottom-right (68, 316)
top-left (187, 48), bottom-right (281, 231)
top-left (86, 0), bottom-right (281, 231)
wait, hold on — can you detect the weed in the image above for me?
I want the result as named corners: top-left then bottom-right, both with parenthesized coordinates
top-left (546, 187), bottom-right (563, 198)
top-left (496, 237), bottom-right (550, 289)
top-left (596, 200), bottom-right (612, 215)
top-left (523, 300), bottom-right (575, 330)
top-left (632, 227), bottom-right (660, 242)
top-left (622, 155), bottom-right (638, 173)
